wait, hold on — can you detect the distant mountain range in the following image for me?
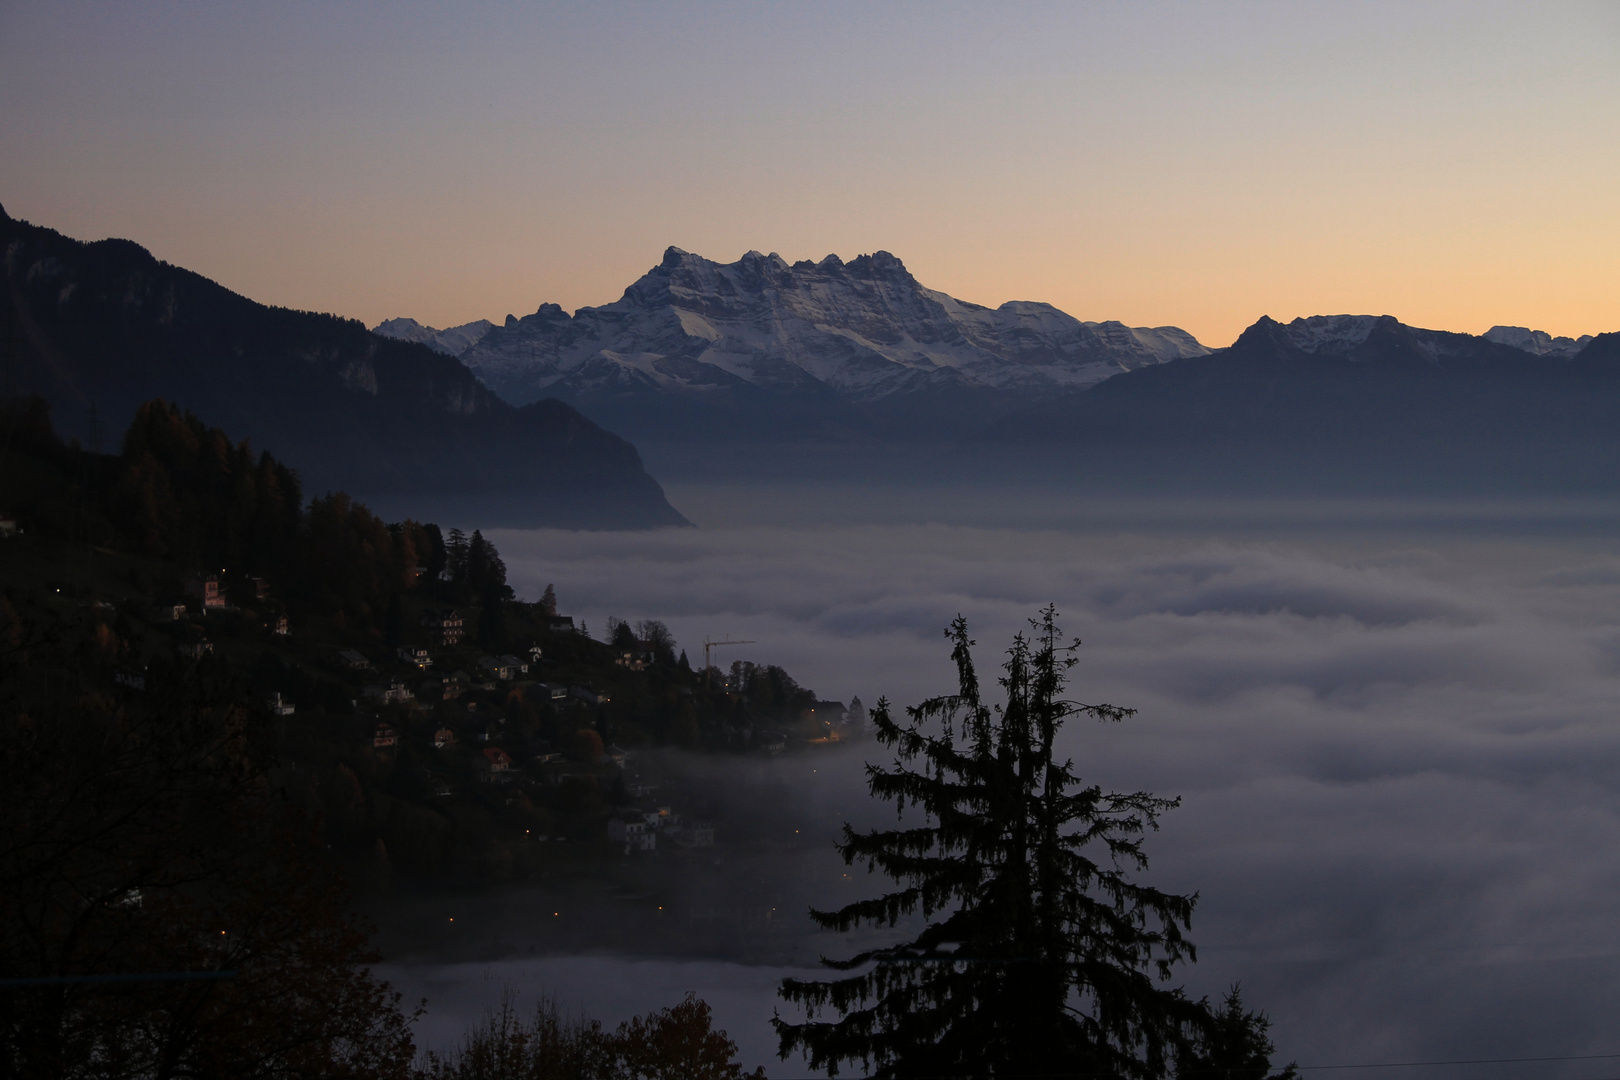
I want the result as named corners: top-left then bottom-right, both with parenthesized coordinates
top-left (378, 248), bottom-right (1616, 494)
top-left (9, 204), bottom-right (1612, 508)
top-left (990, 313), bottom-right (1620, 493)
top-left (0, 207), bottom-right (688, 528)
top-left (376, 247), bottom-right (1209, 441)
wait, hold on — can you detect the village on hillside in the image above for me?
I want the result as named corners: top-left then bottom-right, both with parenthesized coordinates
top-left (0, 397), bottom-right (868, 897)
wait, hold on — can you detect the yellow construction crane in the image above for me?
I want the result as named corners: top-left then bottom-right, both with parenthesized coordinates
top-left (702, 636), bottom-right (755, 690)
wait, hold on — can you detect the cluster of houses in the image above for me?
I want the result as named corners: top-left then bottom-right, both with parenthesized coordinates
top-left (163, 572), bottom-right (291, 662)
top-left (608, 803), bottom-right (715, 854)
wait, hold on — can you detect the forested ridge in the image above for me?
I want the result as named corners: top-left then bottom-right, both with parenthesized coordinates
top-left (0, 395), bottom-right (832, 1077)
top-left (0, 204), bottom-right (688, 528)
top-left (0, 396), bottom-right (838, 891)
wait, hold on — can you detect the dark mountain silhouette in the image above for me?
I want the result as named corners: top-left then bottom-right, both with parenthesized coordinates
top-left (0, 206), bottom-right (687, 528)
top-left (987, 314), bottom-right (1620, 493)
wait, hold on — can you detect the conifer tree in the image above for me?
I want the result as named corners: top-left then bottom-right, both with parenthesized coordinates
top-left (776, 608), bottom-right (1225, 1079)
top-left (444, 528), bottom-right (469, 586)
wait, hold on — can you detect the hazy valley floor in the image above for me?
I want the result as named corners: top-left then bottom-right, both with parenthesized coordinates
top-left (384, 486), bottom-right (1620, 1078)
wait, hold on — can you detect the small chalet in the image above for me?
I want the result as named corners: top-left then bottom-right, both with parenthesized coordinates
top-left (810, 700), bottom-right (848, 723)
top-left (155, 600), bottom-right (187, 621)
top-left (265, 692), bottom-right (296, 717)
top-left (338, 649), bottom-right (371, 671)
top-left (433, 727), bottom-right (458, 749)
top-left (758, 733), bottom-right (786, 755)
top-left (477, 747), bottom-right (513, 781)
top-left (572, 685), bottom-right (609, 706)
top-left (373, 725), bottom-right (398, 748)
top-left (0, 515), bottom-right (19, 538)
top-left (250, 576), bottom-right (270, 600)
top-left (178, 639), bottom-right (213, 660)
top-left (271, 613), bottom-right (289, 636)
top-left (183, 572), bottom-right (226, 610)
top-left (397, 645), bottom-right (433, 669)
top-left (536, 683), bottom-right (568, 702)
top-left (608, 815), bottom-right (656, 852)
top-left (676, 820), bottom-right (716, 848)
top-left (478, 655), bottom-right (523, 681)
top-left (643, 806), bottom-right (677, 829)
top-left (613, 651), bottom-right (646, 672)
top-left (421, 609), bottom-right (465, 647)
top-left (527, 644), bottom-right (544, 663)
top-left (548, 616), bottom-right (574, 633)
top-left (363, 680), bottom-right (414, 705)
top-left (605, 744), bottom-right (630, 767)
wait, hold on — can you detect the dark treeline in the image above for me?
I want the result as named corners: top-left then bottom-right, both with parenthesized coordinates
top-left (3, 396), bottom-right (508, 633)
top-left (1, 395), bottom-right (844, 893)
top-left (0, 574), bottom-right (766, 1078)
top-left (0, 396), bottom-right (793, 1076)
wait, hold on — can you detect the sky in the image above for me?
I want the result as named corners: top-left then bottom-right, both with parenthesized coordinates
top-left (2, 1), bottom-right (1617, 347)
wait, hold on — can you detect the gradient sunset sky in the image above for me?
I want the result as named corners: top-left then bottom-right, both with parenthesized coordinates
top-left (3, 1), bottom-right (1616, 346)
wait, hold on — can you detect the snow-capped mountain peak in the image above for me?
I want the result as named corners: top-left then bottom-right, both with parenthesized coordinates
top-left (1483, 325), bottom-right (1594, 358)
top-left (373, 316), bottom-right (496, 357)
top-left (453, 246), bottom-right (1210, 431)
top-left (1283, 314), bottom-right (1390, 353)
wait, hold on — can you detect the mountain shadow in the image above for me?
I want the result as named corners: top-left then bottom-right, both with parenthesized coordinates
top-left (984, 314), bottom-right (1620, 496)
top-left (0, 206), bottom-right (688, 529)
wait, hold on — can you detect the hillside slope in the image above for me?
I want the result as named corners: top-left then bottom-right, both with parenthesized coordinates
top-left (987, 314), bottom-right (1620, 493)
top-left (0, 207), bottom-right (687, 528)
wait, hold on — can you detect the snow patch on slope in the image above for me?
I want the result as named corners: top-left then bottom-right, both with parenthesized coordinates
top-left (374, 317), bottom-right (496, 357)
top-left (1484, 325), bottom-right (1594, 358)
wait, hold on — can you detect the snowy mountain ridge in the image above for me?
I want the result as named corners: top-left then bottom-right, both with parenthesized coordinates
top-left (1482, 324), bottom-right (1594, 358)
top-left (1270, 314), bottom-right (1595, 362)
top-left (387, 247), bottom-right (1209, 428)
top-left (373, 317), bottom-right (496, 357)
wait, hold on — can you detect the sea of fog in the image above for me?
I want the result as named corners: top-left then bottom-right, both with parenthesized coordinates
top-left (383, 485), bottom-right (1620, 1078)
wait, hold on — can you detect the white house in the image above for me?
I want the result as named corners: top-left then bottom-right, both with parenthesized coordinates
top-left (608, 815), bottom-right (657, 852)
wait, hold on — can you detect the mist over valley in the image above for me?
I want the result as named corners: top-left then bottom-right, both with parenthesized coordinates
top-left (369, 498), bottom-right (1620, 1076)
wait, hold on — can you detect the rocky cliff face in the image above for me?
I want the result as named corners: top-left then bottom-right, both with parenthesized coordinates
top-left (450, 247), bottom-right (1208, 441)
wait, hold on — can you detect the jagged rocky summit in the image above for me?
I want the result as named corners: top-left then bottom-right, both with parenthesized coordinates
top-left (374, 316), bottom-right (497, 357)
top-left (381, 247), bottom-right (1209, 441)
top-left (0, 206), bottom-right (688, 529)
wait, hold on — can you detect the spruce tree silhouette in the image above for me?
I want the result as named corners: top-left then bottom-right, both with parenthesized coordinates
top-left (776, 608), bottom-right (1274, 1079)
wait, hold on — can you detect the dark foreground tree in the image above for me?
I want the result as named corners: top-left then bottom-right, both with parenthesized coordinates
top-left (1, 622), bottom-right (416, 1077)
top-left (1177, 985), bottom-right (1297, 1080)
top-left (416, 990), bottom-right (765, 1080)
top-left (776, 608), bottom-right (1288, 1079)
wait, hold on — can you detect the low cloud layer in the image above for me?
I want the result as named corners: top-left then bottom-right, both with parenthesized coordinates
top-left (431, 517), bottom-right (1620, 1074)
